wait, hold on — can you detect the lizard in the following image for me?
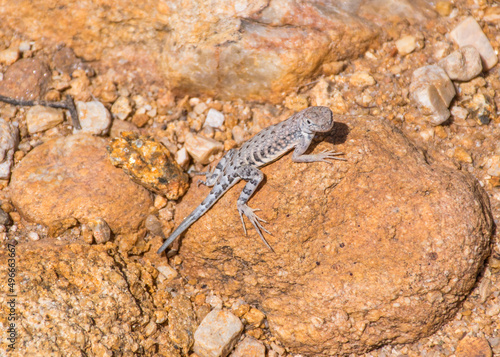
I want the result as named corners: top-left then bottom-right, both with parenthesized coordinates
top-left (157, 106), bottom-right (345, 254)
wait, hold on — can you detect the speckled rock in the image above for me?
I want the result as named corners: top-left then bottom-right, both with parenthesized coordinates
top-left (107, 132), bottom-right (189, 200)
top-left (0, 241), bottom-right (181, 356)
top-left (9, 134), bottom-right (152, 236)
top-left (0, 119), bottom-right (19, 179)
top-left (0, 57), bottom-right (51, 100)
top-left (173, 116), bottom-right (493, 355)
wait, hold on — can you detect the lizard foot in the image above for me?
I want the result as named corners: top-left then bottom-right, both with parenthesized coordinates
top-left (237, 204), bottom-right (274, 251)
top-left (315, 150), bottom-right (347, 163)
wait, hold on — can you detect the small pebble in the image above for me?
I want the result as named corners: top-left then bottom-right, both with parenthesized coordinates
top-left (175, 147), bottom-right (190, 168)
top-left (244, 308), bottom-right (266, 327)
top-left (435, 1), bottom-right (453, 16)
top-left (194, 102), bottom-right (208, 115)
top-left (349, 71), bottom-right (376, 87)
top-left (27, 231), bottom-right (40, 241)
top-left (0, 208), bottom-right (11, 225)
top-left (26, 105), bottom-right (64, 134)
top-left (193, 309), bottom-right (243, 357)
top-left (145, 214), bottom-right (163, 236)
top-left (230, 336), bottom-right (265, 357)
top-left (0, 47), bottom-right (19, 65)
top-left (184, 133), bottom-right (224, 165)
top-left (75, 101), bottom-right (112, 135)
top-left (449, 16), bottom-right (498, 70)
top-left (154, 195), bottom-right (168, 210)
top-left (409, 65), bottom-right (455, 125)
top-left (156, 264), bottom-right (178, 282)
top-left (206, 294), bottom-right (223, 310)
top-left (395, 35), bottom-right (417, 56)
top-left (111, 96), bottom-right (133, 120)
top-left (88, 218), bottom-right (111, 244)
top-left (204, 109), bottom-right (225, 128)
top-left (454, 147), bottom-right (473, 163)
top-left (438, 46), bottom-right (482, 81)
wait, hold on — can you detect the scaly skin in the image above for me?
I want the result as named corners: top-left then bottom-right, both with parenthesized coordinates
top-left (157, 106), bottom-right (345, 254)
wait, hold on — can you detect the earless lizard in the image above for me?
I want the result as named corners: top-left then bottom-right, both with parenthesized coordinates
top-left (157, 106), bottom-right (345, 254)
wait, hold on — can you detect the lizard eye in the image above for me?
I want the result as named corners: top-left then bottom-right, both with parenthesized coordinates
top-left (306, 119), bottom-right (312, 125)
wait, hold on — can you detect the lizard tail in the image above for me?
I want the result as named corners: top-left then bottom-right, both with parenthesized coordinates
top-left (156, 207), bottom-right (202, 254)
top-left (157, 179), bottom-right (237, 254)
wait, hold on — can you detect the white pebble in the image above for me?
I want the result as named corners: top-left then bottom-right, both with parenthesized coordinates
top-left (449, 16), bottom-right (498, 70)
top-left (74, 101), bottom-right (112, 135)
top-left (409, 65), bottom-right (455, 125)
top-left (194, 309), bottom-right (243, 357)
top-left (395, 35), bottom-right (417, 56)
top-left (204, 108), bottom-right (225, 128)
top-left (194, 102), bottom-right (208, 115)
top-left (438, 46), bottom-right (482, 81)
top-left (156, 264), bottom-right (178, 282)
top-left (175, 147), bottom-right (190, 168)
top-left (27, 231), bottom-right (40, 241)
top-left (184, 133), bottom-right (224, 165)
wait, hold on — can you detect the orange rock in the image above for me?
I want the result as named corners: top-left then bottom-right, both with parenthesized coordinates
top-left (175, 116), bottom-right (493, 355)
top-left (9, 134), bottom-right (152, 235)
top-left (456, 336), bottom-right (492, 357)
top-left (0, 57), bottom-right (50, 100)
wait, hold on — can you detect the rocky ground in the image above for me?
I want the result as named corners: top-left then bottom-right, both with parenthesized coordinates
top-left (0, 0), bottom-right (500, 356)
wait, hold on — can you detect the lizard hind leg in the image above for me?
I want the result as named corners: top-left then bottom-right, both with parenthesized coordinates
top-left (236, 165), bottom-right (274, 251)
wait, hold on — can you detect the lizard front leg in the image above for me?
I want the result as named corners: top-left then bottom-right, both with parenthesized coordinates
top-left (235, 165), bottom-right (274, 251)
top-left (292, 136), bottom-right (346, 164)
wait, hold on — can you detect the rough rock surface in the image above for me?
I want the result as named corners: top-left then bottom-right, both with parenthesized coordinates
top-left (0, 241), bottom-right (181, 356)
top-left (0, 119), bottom-right (18, 179)
top-left (108, 131), bottom-right (189, 200)
top-left (0, 0), bottom-right (436, 102)
top-left (0, 57), bottom-right (51, 100)
top-left (174, 116), bottom-right (493, 355)
top-left (9, 134), bottom-right (152, 235)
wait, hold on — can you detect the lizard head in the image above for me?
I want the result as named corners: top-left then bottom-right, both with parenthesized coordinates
top-left (299, 106), bottom-right (334, 134)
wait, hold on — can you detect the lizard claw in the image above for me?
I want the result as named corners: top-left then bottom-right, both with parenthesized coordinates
top-left (318, 150), bottom-right (347, 163)
top-left (237, 204), bottom-right (274, 251)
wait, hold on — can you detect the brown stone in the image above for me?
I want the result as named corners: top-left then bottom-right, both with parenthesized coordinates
top-left (9, 134), bottom-right (152, 235)
top-left (0, 57), bottom-right (51, 100)
top-left (172, 116), bottom-right (493, 355)
top-left (0, 241), bottom-right (182, 356)
top-left (456, 336), bottom-right (492, 357)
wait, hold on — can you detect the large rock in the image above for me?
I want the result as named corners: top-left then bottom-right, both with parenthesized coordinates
top-left (0, 241), bottom-right (182, 356)
top-left (172, 116), bottom-right (493, 355)
top-left (0, 0), bottom-right (435, 102)
top-left (9, 134), bottom-right (152, 235)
